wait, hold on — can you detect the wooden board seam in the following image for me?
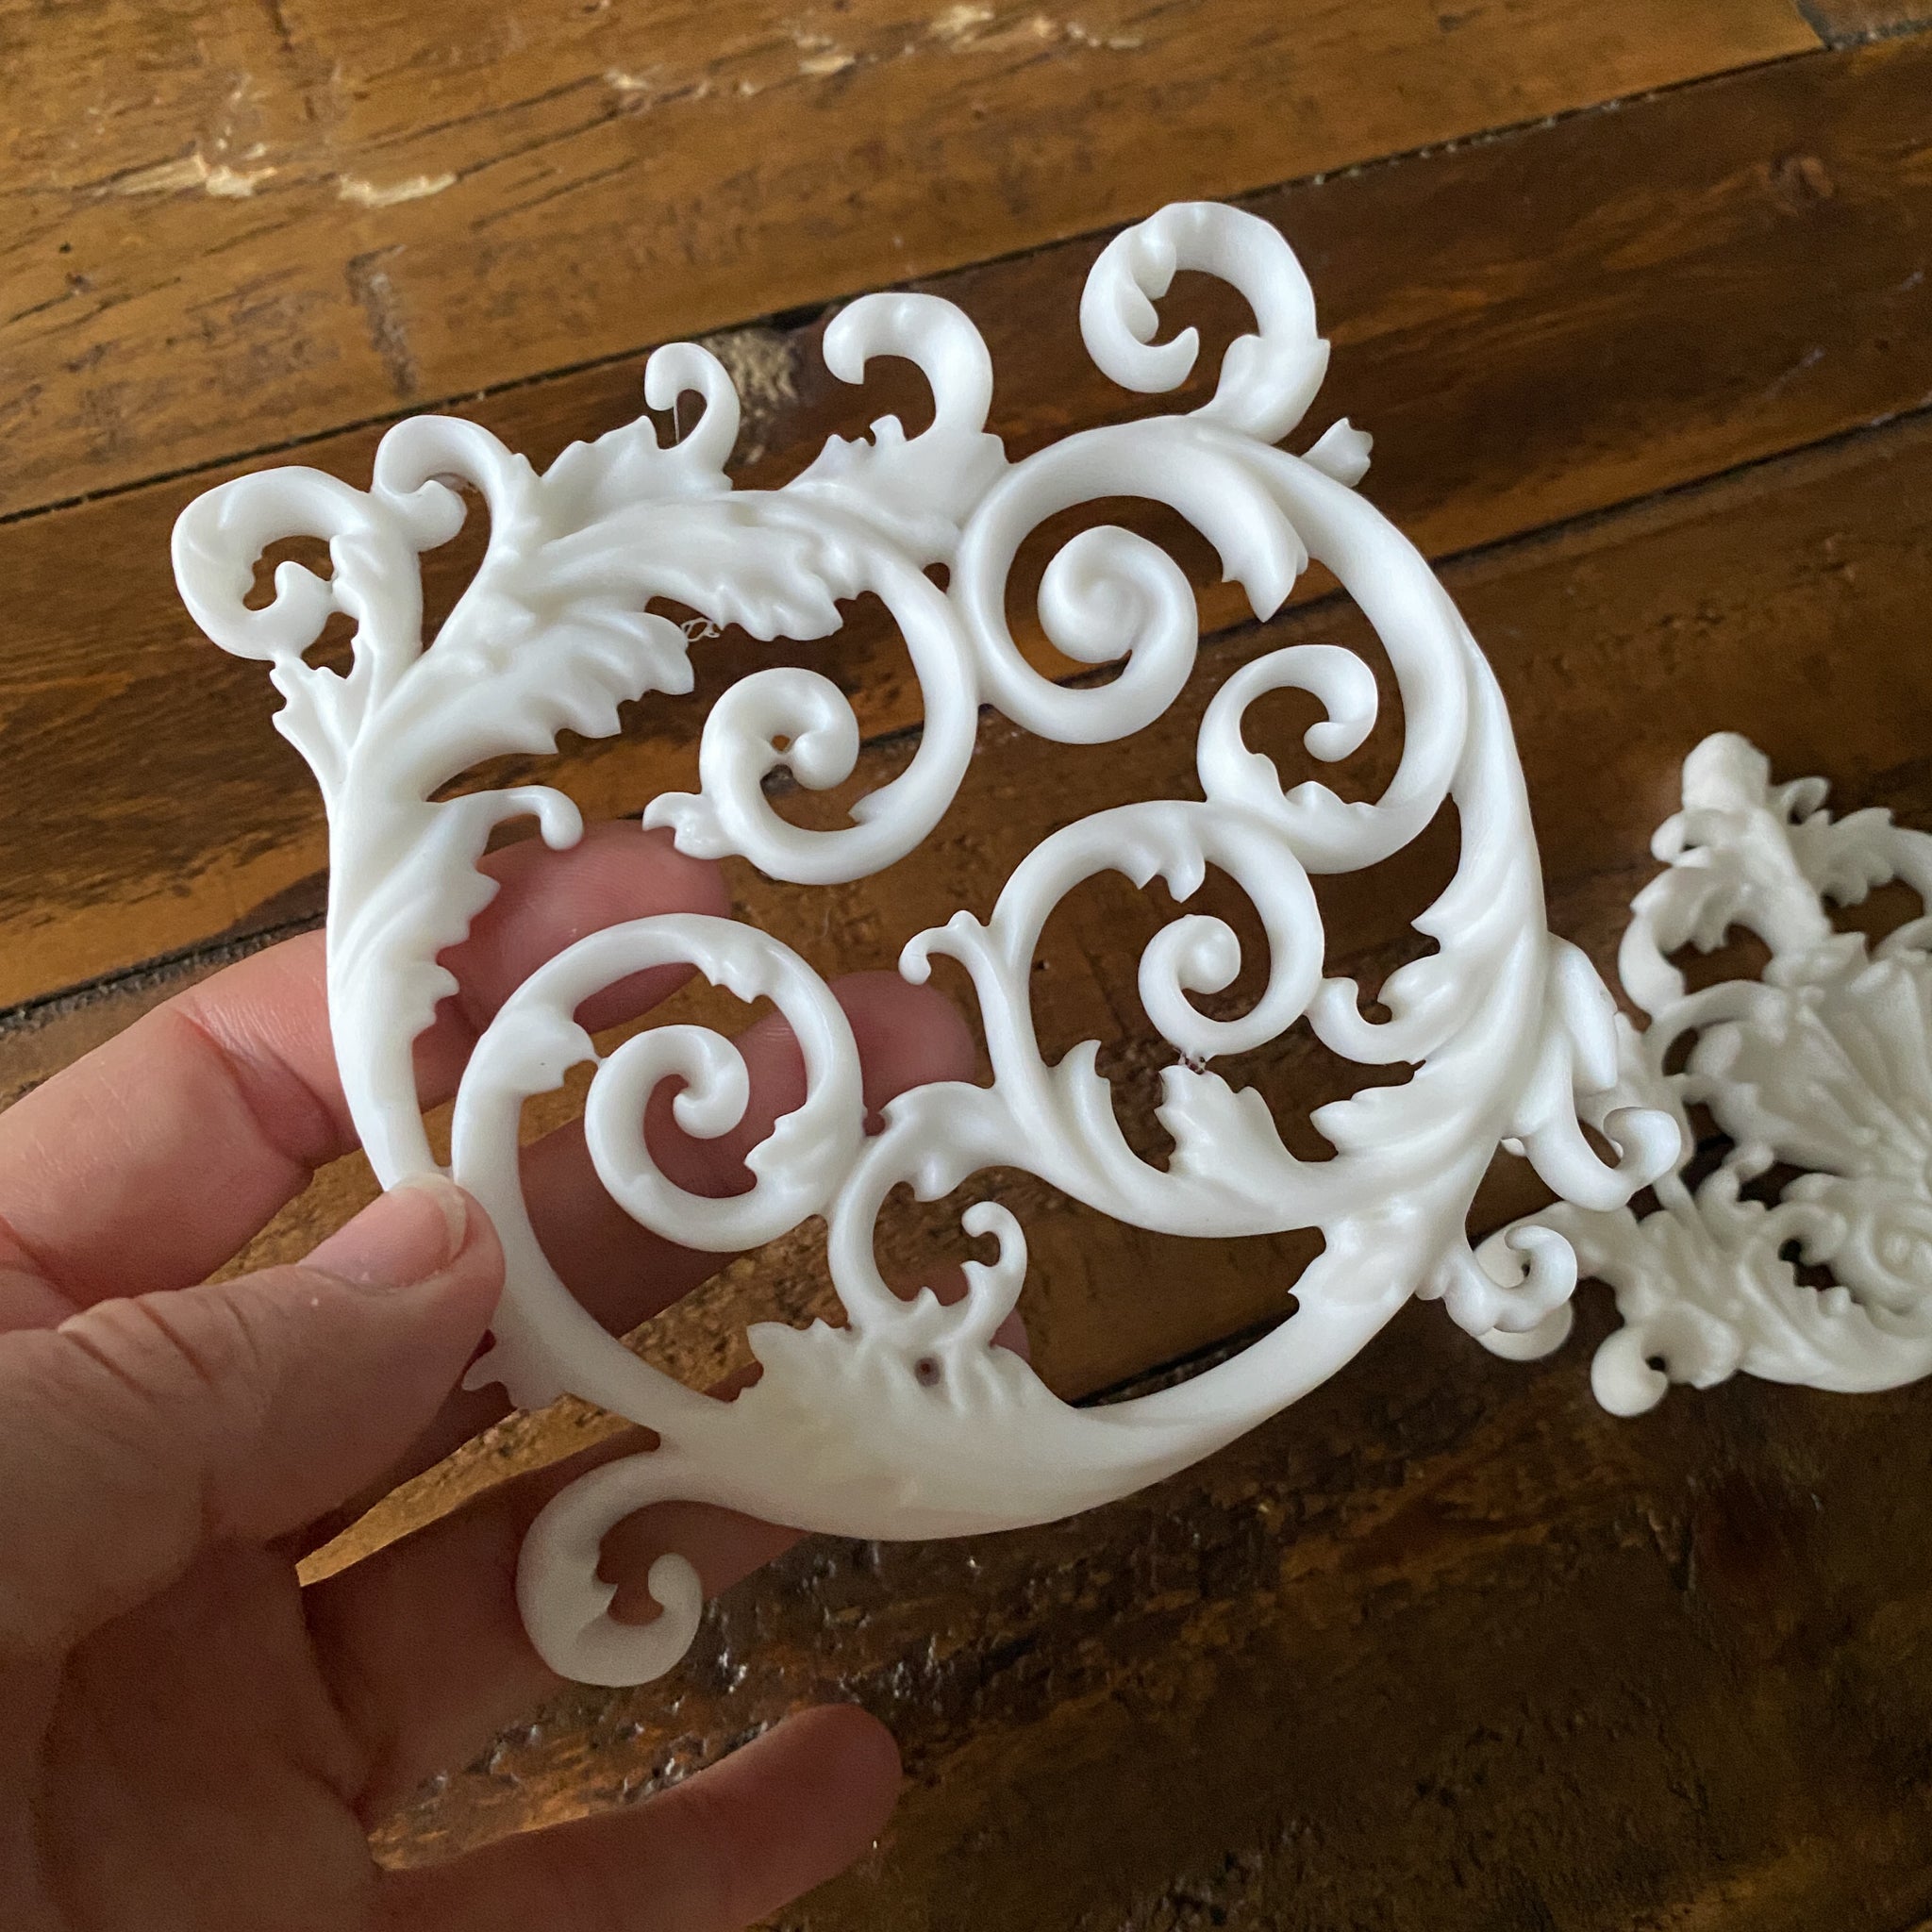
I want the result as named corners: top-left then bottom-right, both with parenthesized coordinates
top-left (0, 916), bottom-right (308, 1039)
top-left (1077, 1319), bottom-right (1278, 1408)
top-left (1, 0), bottom-right (1824, 519)
top-left (1415, 392), bottom-right (1932, 574)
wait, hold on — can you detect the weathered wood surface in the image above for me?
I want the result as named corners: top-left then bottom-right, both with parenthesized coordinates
top-left (7, 6), bottom-right (1932, 1925)
top-left (0, 0), bottom-right (1816, 519)
top-left (6, 33), bottom-right (1931, 1009)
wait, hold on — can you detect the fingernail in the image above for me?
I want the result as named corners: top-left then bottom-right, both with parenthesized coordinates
top-left (308, 1176), bottom-right (472, 1291)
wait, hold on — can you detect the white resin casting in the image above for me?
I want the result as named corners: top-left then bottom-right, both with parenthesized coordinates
top-left (175, 202), bottom-right (1676, 1688)
top-left (1490, 735), bottom-right (1932, 1416)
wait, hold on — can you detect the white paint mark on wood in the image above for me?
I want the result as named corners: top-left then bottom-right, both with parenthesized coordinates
top-left (930, 3), bottom-right (996, 42)
top-left (929, 7), bottom-right (1146, 53)
top-left (1066, 21), bottom-right (1145, 49)
top-left (110, 153), bottom-right (275, 198)
top-left (338, 173), bottom-right (457, 208)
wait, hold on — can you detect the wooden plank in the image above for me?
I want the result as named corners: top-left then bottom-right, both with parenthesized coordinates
top-left (3, 33), bottom-right (1927, 1011)
top-left (0, 0), bottom-right (1818, 519)
top-left (358, 408), bottom-right (1932, 1924)
top-left (373, 1309), bottom-right (1932, 1930)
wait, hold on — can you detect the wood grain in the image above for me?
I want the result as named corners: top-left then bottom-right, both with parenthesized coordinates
top-left (0, 0), bottom-right (1819, 519)
top-left (8, 77), bottom-right (1932, 1910)
top-left (5, 34), bottom-right (1929, 1012)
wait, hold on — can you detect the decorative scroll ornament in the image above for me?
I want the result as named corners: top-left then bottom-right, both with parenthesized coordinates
top-left (174, 202), bottom-right (1676, 1688)
top-left (1489, 735), bottom-right (1932, 1416)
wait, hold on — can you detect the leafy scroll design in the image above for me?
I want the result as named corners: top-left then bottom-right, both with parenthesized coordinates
top-left (174, 311), bottom-right (1011, 1181)
top-left (1489, 734), bottom-right (1932, 1413)
top-left (176, 202), bottom-right (1675, 1688)
top-left (171, 207), bottom-right (1373, 1188)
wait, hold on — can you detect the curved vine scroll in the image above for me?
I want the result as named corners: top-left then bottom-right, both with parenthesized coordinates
top-left (175, 202), bottom-right (1675, 1688)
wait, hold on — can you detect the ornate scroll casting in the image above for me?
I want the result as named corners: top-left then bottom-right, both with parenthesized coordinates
top-left (175, 202), bottom-right (1676, 1688)
top-left (1490, 735), bottom-right (1932, 1416)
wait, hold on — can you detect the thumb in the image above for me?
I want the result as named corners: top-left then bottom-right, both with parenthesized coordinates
top-left (0, 1177), bottom-right (501, 1662)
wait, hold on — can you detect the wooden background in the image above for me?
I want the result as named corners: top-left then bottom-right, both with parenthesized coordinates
top-left (6, 0), bottom-right (1932, 1924)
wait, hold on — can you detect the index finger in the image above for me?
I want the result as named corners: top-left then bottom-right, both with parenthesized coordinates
top-left (0, 823), bottom-right (725, 1324)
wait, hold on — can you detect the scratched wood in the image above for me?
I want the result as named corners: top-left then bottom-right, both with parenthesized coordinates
top-left (0, 0), bottom-right (1817, 519)
top-left (5, 34), bottom-right (1930, 1010)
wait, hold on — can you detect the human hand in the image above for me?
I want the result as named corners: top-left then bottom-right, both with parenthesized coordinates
top-left (0, 823), bottom-right (977, 1931)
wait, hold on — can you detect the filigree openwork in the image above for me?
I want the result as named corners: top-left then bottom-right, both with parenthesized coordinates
top-left (1490, 735), bottom-right (1932, 1416)
top-left (175, 202), bottom-right (1675, 1687)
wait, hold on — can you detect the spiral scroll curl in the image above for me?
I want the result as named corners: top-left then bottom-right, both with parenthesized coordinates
top-left (450, 915), bottom-right (864, 1419)
top-left (175, 200), bottom-right (1675, 1689)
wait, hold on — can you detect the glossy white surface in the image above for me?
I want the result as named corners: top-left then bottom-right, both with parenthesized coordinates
top-left (175, 202), bottom-right (1674, 1687)
top-left (1491, 735), bottom-right (1932, 1415)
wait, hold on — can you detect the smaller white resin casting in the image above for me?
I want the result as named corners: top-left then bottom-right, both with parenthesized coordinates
top-left (1491, 735), bottom-right (1932, 1415)
top-left (175, 202), bottom-right (1678, 1688)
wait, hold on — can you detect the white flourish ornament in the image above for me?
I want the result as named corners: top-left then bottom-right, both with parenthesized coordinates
top-left (1489, 734), bottom-right (1932, 1417)
top-left (174, 202), bottom-right (1675, 1687)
